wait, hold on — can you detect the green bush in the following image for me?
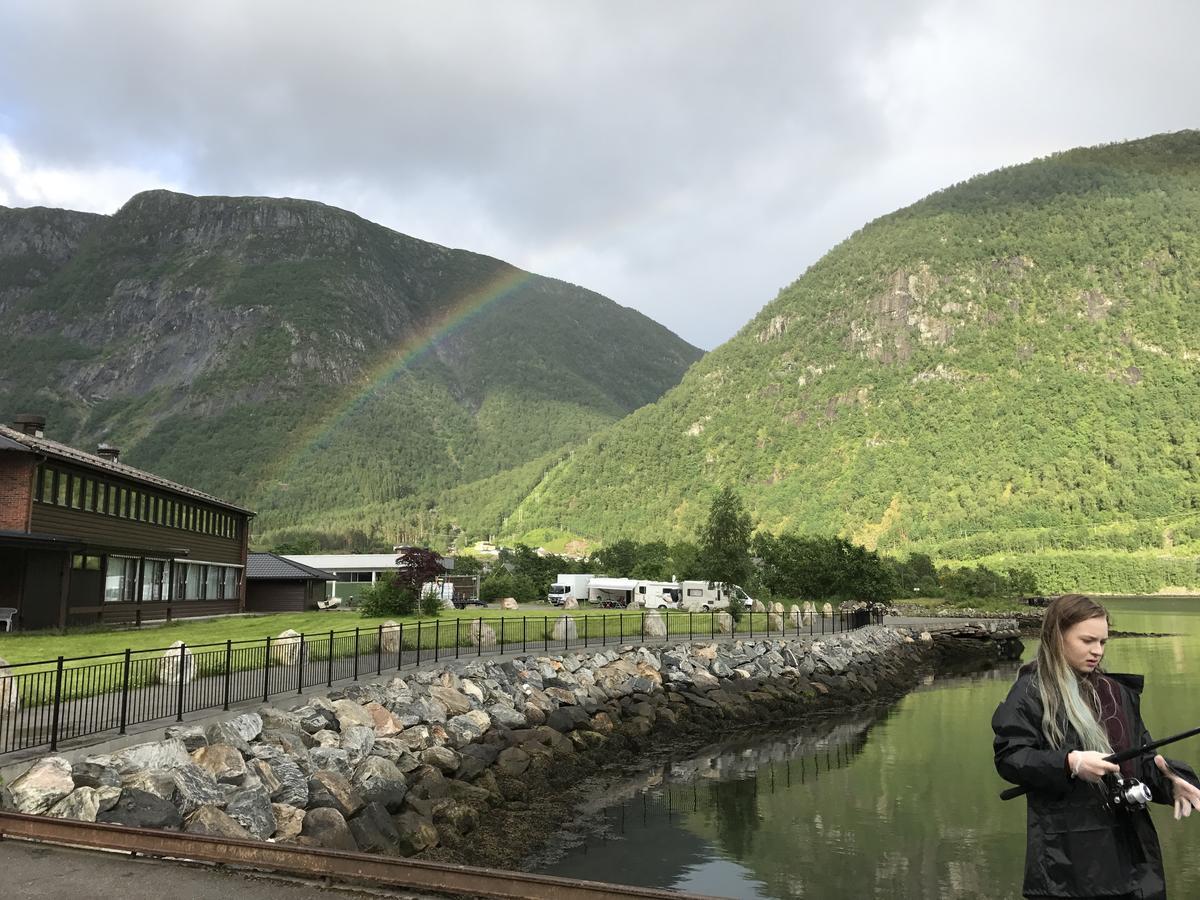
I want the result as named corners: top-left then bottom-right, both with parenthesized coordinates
top-left (419, 589), bottom-right (443, 617)
top-left (357, 578), bottom-right (417, 617)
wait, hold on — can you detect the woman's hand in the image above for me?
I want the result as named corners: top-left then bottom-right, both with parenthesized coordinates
top-left (1067, 750), bottom-right (1119, 783)
top-left (1155, 755), bottom-right (1200, 820)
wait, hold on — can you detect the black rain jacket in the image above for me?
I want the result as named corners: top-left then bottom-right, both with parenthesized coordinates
top-left (992, 665), bottom-right (1199, 898)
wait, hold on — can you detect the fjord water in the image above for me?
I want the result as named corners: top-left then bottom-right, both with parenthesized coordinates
top-left (537, 598), bottom-right (1200, 898)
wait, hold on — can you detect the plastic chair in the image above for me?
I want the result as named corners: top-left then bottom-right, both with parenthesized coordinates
top-left (0, 607), bottom-right (16, 632)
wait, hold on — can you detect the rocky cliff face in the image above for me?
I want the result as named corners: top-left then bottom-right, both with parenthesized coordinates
top-left (0, 190), bottom-right (702, 544)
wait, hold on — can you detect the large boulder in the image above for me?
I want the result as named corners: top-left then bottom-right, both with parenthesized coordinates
top-left (0, 656), bottom-right (19, 718)
top-left (499, 598), bottom-right (519, 610)
top-left (225, 787), bottom-right (277, 839)
top-left (7, 757), bottom-right (74, 814)
top-left (352, 757), bottom-right (409, 813)
top-left (332, 699), bottom-right (375, 731)
top-left (158, 641), bottom-right (194, 684)
top-left (643, 611), bottom-right (668, 639)
top-left (47, 787), bottom-right (103, 822)
top-left (111, 738), bottom-right (192, 773)
top-left (429, 687), bottom-right (472, 716)
top-left (393, 810), bottom-right (439, 856)
top-left (299, 807), bottom-right (358, 851)
top-left (185, 806), bottom-right (253, 839)
top-left (561, 596), bottom-right (580, 610)
top-left (379, 621), bottom-right (402, 655)
top-left (348, 801), bottom-right (401, 855)
top-left (172, 763), bottom-right (227, 814)
top-left (307, 771), bottom-right (365, 819)
top-left (771, 601), bottom-right (786, 614)
top-left (271, 630), bottom-right (306, 666)
top-left (191, 744), bottom-right (247, 784)
top-left (551, 614), bottom-right (577, 642)
top-left (272, 803), bottom-right (305, 841)
top-left (98, 788), bottom-right (183, 830)
top-left (716, 612), bottom-right (735, 634)
top-left (823, 602), bottom-right (834, 618)
top-left (469, 621), bottom-right (498, 650)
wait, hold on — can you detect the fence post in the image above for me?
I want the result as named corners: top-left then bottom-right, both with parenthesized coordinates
top-left (498, 618), bottom-right (504, 655)
top-left (455, 619), bottom-right (461, 659)
top-left (689, 612), bottom-right (693, 641)
top-left (583, 614), bottom-right (588, 649)
top-left (435, 620), bottom-right (441, 662)
top-left (415, 623), bottom-right (421, 665)
top-left (263, 636), bottom-right (272, 703)
top-left (298, 634), bottom-right (306, 694)
top-left (353, 628), bottom-right (360, 680)
top-left (522, 616), bottom-right (527, 653)
top-left (49, 656), bottom-right (65, 751)
top-left (640, 613), bottom-right (645, 644)
top-left (376, 624), bottom-right (383, 675)
top-left (544, 616), bottom-right (548, 653)
top-left (477, 618), bottom-right (482, 657)
top-left (223, 640), bottom-right (232, 710)
top-left (176, 644), bottom-right (187, 722)
top-left (326, 630), bottom-right (334, 687)
top-left (119, 648), bottom-right (132, 734)
top-left (398, 623), bottom-right (404, 669)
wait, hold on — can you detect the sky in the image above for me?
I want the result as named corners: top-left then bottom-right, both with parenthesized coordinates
top-left (1, 1), bottom-right (1198, 350)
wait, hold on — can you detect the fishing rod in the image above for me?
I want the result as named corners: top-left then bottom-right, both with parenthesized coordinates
top-left (999, 724), bottom-right (1200, 802)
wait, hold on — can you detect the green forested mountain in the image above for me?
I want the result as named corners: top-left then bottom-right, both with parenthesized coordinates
top-left (507, 131), bottom-right (1200, 591)
top-left (0, 190), bottom-right (702, 548)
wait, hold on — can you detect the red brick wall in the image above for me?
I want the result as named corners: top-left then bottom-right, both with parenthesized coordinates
top-left (0, 453), bottom-right (35, 531)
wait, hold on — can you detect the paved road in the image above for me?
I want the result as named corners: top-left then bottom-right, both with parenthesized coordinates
top-left (0, 838), bottom-right (445, 899)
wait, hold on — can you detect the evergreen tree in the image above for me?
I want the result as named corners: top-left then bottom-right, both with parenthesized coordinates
top-left (699, 487), bottom-right (753, 618)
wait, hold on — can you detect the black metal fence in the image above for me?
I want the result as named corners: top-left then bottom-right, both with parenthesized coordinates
top-left (0, 608), bottom-right (881, 756)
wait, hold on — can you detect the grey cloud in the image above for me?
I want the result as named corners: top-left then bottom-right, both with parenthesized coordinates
top-left (1, 1), bottom-right (1199, 347)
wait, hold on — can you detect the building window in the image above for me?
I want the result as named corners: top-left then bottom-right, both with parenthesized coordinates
top-left (84, 479), bottom-right (95, 511)
top-left (56, 473), bottom-right (69, 506)
top-left (72, 554), bottom-right (101, 571)
top-left (205, 564), bottom-right (219, 599)
top-left (184, 563), bottom-right (204, 600)
top-left (104, 556), bottom-right (139, 603)
top-left (39, 468), bottom-right (54, 504)
top-left (141, 559), bottom-right (167, 603)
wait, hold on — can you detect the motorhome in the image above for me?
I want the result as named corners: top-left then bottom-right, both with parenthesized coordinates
top-left (586, 576), bottom-right (641, 608)
top-left (637, 581), bottom-right (683, 609)
top-left (678, 581), bottom-right (756, 612)
top-left (548, 573), bottom-right (592, 606)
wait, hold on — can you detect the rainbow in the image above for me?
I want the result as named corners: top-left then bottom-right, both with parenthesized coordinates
top-left (272, 263), bottom-right (538, 478)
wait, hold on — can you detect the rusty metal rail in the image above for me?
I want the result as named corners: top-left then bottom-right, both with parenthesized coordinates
top-left (0, 810), bottom-right (717, 900)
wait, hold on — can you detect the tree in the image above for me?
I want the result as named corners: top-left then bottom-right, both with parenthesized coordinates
top-left (699, 487), bottom-right (753, 619)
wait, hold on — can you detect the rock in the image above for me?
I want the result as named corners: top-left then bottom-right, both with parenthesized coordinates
top-left (225, 787), bottom-right (276, 839)
top-left (341, 725), bottom-right (376, 766)
top-left (352, 757), bottom-right (409, 813)
top-left (487, 704), bottom-right (526, 729)
top-left (205, 721), bottom-right (252, 754)
top-left (822, 602), bottom-right (834, 618)
top-left (919, 631), bottom-right (933, 643)
top-left (259, 707), bottom-right (305, 733)
top-left (715, 612), bottom-right (735, 633)
top-left (98, 788), bottom-right (182, 830)
top-left (444, 710), bottom-right (491, 748)
top-left (379, 620), bottom-right (403, 655)
top-left (164, 724), bottom-right (208, 752)
top-left (272, 803), bottom-right (305, 841)
top-left (307, 771), bottom-right (365, 819)
top-left (112, 739), bottom-right (192, 773)
top-left (429, 686), bottom-right (472, 716)
top-left (271, 629), bottom-right (306, 666)
top-left (643, 611), bottom-right (668, 639)
top-left (768, 613), bottom-right (784, 633)
top-left (172, 763), bottom-right (227, 814)
top-left (348, 801), bottom-right (401, 855)
top-left (500, 598), bottom-right (519, 610)
top-left (420, 746), bottom-right (461, 774)
top-left (551, 614), bottom-right (577, 642)
top-left (122, 769), bottom-right (177, 801)
top-left (47, 787), bottom-right (102, 822)
top-left (247, 759), bottom-right (283, 800)
top-left (8, 757), bottom-right (74, 814)
top-left (495, 746), bottom-right (531, 777)
top-left (432, 798), bottom-right (479, 835)
top-left (364, 701), bottom-right (402, 736)
top-left (250, 747), bottom-right (309, 807)
top-left (0, 657), bottom-right (18, 718)
top-left (300, 807), bottom-right (358, 851)
top-left (308, 747), bottom-right (353, 778)
top-left (752, 600), bottom-right (766, 613)
top-left (771, 602), bottom-right (785, 614)
top-left (71, 760), bottom-right (121, 790)
top-left (470, 621), bottom-right (498, 650)
top-left (332, 699), bottom-right (375, 731)
top-left (547, 705), bottom-right (590, 733)
top-left (397, 725), bottom-right (432, 752)
top-left (158, 641), bottom-right (194, 684)
top-left (191, 744), bottom-right (247, 784)
top-left (561, 596), bottom-right (580, 610)
top-left (185, 806), bottom-right (253, 839)
top-left (393, 810), bottom-right (439, 855)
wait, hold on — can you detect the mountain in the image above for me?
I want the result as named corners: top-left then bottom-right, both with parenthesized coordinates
top-left (0, 190), bottom-right (703, 548)
top-left (506, 131), bottom-right (1200, 592)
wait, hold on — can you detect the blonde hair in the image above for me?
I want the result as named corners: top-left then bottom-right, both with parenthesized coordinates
top-left (1033, 594), bottom-right (1112, 753)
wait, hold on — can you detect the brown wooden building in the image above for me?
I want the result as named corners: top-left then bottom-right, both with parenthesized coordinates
top-left (0, 415), bottom-right (254, 630)
top-left (246, 552), bottom-right (334, 612)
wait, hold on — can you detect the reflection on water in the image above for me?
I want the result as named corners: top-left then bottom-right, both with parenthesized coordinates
top-left (538, 598), bottom-right (1200, 899)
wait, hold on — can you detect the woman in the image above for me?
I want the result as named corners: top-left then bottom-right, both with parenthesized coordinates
top-left (992, 594), bottom-right (1200, 899)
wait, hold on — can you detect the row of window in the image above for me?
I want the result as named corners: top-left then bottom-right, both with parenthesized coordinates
top-left (75, 553), bottom-right (243, 604)
top-left (38, 465), bottom-right (241, 540)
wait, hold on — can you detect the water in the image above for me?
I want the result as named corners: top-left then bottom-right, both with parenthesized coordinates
top-left (536, 598), bottom-right (1200, 898)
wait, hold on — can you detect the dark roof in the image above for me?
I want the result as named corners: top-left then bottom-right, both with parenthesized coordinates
top-left (0, 424), bottom-right (254, 515)
top-left (247, 552), bottom-right (336, 581)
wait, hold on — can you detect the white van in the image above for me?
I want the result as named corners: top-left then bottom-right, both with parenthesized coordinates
top-left (548, 573), bottom-right (592, 606)
top-left (678, 581), bottom-right (756, 612)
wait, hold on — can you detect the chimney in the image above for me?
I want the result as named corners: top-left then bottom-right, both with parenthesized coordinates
top-left (97, 443), bottom-right (121, 462)
top-left (13, 413), bottom-right (45, 438)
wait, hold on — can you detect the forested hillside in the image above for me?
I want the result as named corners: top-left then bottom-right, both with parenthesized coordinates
top-left (0, 190), bottom-right (702, 548)
top-left (507, 131), bottom-right (1200, 592)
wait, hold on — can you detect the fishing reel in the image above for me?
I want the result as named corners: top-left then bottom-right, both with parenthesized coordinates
top-left (1102, 774), bottom-right (1153, 812)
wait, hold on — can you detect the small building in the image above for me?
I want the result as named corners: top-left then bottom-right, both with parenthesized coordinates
top-left (0, 415), bottom-right (254, 629)
top-left (245, 552), bottom-right (335, 612)
top-left (283, 552), bottom-right (474, 605)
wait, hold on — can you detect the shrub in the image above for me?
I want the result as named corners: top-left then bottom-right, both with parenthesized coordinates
top-left (357, 578), bottom-right (417, 617)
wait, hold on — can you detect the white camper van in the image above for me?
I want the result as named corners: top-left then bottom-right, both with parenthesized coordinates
top-left (587, 576), bottom-right (640, 608)
top-left (548, 573), bottom-right (591, 606)
top-left (678, 581), bottom-right (756, 612)
top-left (637, 581), bottom-right (683, 610)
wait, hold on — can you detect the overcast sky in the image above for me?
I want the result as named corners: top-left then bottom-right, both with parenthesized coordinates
top-left (1, 1), bottom-right (1197, 349)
